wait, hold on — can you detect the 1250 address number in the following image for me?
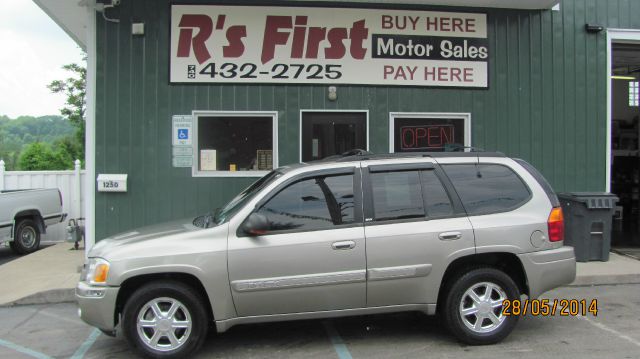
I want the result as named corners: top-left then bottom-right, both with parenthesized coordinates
top-left (191, 63), bottom-right (343, 80)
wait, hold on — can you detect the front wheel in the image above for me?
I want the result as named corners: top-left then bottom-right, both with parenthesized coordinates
top-left (443, 267), bottom-right (520, 345)
top-left (12, 219), bottom-right (40, 255)
top-left (122, 281), bottom-right (209, 358)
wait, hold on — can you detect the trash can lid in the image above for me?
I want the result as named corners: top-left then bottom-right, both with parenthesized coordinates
top-left (557, 192), bottom-right (619, 209)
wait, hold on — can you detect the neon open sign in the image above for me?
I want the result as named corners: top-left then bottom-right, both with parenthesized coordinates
top-left (400, 124), bottom-right (455, 149)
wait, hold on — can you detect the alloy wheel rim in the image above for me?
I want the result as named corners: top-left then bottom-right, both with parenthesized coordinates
top-left (459, 281), bottom-right (507, 334)
top-left (136, 297), bottom-right (192, 352)
top-left (20, 227), bottom-right (36, 248)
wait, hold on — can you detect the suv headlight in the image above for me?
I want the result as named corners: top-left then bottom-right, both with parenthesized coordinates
top-left (85, 258), bottom-right (110, 286)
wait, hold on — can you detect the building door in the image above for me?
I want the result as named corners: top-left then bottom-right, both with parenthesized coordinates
top-left (301, 112), bottom-right (367, 162)
top-left (610, 40), bottom-right (640, 252)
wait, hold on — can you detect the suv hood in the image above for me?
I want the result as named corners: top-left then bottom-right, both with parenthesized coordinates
top-left (88, 218), bottom-right (204, 258)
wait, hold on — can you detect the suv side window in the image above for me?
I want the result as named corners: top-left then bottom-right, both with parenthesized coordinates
top-left (370, 171), bottom-right (425, 221)
top-left (442, 164), bottom-right (531, 215)
top-left (255, 174), bottom-right (355, 232)
top-left (421, 170), bottom-right (454, 217)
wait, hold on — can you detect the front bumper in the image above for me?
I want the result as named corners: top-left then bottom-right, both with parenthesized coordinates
top-left (518, 246), bottom-right (576, 298)
top-left (76, 282), bottom-right (120, 331)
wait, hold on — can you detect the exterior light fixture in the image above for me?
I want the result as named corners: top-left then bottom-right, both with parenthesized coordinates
top-left (328, 86), bottom-right (337, 101)
top-left (585, 24), bottom-right (604, 33)
top-left (611, 76), bottom-right (636, 80)
top-left (132, 23), bottom-right (145, 36)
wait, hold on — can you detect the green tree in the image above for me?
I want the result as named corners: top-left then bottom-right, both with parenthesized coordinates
top-left (18, 142), bottom-right (56, 170)
top-left (48, 60), bottom-right (86, 160)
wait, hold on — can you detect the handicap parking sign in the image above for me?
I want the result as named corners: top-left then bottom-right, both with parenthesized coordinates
top-left (172, 115), bottom-right (193, 146)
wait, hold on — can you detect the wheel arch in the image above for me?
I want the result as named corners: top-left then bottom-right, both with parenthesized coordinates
top-left (13, 209), bottom-right (46, 236)
top-left (437, 252), bottom-right (529, 313)
top-left (114, 272), bottom-right (215, 329)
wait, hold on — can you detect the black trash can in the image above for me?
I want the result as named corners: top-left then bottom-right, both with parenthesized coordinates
top-left (557, 192), bottom-right (618, 262)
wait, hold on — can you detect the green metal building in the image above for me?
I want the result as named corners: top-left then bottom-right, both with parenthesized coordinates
top-left (36, 0), bottom-right (640, 249)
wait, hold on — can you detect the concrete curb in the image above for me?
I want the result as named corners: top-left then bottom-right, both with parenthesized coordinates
top-left (569, 275), bottom-right (640, 287)
top-left (0, 289), bottom-right (76, 307)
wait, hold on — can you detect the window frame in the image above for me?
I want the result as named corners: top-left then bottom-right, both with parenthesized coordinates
top-left (630, 81), bottom-right (639, 107)
top-left (362, 163), bottom-right (465, 226)
top-left (192, 110), bottom-right (279, 177)
top-left (441, 163), bottom-right (533, 216)
top-left (299, 109), bottom-right (369, 162)
top-left (238, 167), bottom-right (363, 237)
top-left (388, 112), bottom-right (471, 153)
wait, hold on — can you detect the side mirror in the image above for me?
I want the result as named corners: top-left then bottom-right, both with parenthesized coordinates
top-left (242, 213), bottom-right (269, 236)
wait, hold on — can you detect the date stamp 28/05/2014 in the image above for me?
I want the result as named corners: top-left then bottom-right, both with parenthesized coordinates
top-left (502, 299), bottom-right (599, 317)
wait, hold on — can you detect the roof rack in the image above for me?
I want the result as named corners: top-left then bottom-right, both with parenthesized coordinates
top-left (314, 148), bottom-right (506, 163)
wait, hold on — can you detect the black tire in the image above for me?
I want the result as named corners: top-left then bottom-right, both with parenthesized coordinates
top-left (443, 267), bottom-right (520, 345)
top-left (122, 281), bottom-right (209, 359)
top-left (13, 219), bottom-right (40, 255)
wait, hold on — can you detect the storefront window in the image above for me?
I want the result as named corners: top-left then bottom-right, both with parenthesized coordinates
top-left (194, 112), bottom-right (277, 176)
top-left (389, 113), bottom-right (470, 153)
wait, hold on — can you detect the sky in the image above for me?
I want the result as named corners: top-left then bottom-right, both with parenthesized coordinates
top-left (0, 0), bottom-right (85, 118)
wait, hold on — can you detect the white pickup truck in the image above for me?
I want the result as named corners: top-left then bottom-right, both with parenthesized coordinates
top-left (0, 189), bottom-right (67, 254)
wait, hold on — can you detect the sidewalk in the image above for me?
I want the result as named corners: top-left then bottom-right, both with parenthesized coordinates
top-left (0, 244), bottom-right (639, 306)
top-left (0, 242), bottom-right (83, 306)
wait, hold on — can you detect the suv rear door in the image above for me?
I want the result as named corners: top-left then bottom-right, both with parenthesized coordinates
top-left (228, 167), bottom-right (366, 316)
top-left (439, 159), bottom-right (548, 254)
top-left (362, 161), bottom-right (475, 307)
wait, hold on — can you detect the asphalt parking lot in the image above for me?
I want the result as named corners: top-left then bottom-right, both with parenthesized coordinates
top-left (0, 284), bottom-right (639, 359)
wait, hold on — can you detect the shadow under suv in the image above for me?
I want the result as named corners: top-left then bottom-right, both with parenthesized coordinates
top-left (77, 151), bottom-right (576, 358)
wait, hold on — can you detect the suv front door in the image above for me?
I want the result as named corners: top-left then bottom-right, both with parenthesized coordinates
top-left (362, 162), bottom-right (475, 307)
top-left (228, 167), bottom-right (366, 316)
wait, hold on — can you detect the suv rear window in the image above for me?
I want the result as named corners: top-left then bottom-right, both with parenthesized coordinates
top-left (370, 171), bottom-right (424, 221)
top-left (442, 164), bottom-right (530, 215)
top-left (513, 158), bottom-right (560, 207)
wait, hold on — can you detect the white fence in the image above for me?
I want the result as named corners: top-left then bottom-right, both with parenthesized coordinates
top-left (0, 160), bottom-right (86, 242)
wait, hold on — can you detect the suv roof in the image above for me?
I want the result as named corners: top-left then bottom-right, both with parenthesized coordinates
top-left (312, 149), bottom-right (504, 163)
top-left (276, 149), bottom-right (507, 174)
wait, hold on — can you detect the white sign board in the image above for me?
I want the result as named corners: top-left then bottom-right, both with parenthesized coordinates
top-left (200, 150), bottom-right (217, 171)
top-left (172, 115), bottom-right (193, 146)
top-left (97, 174), bottom-right (128, 192)
top-left (170, 5), bottom-right (488, 87)
top-left (172, 156), bottom-right (193, 167)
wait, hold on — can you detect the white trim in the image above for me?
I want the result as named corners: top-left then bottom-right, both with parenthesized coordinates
top-left (388, 112), bottom-right (471, 153)
top-left (85, 1), bottom-right (97, 256)
top-left (299, 110), bottom-right (370, 163)
top-left (607, 29), bottom-right (640, 192)
top-left (191, 111), bottom-right (278, 177)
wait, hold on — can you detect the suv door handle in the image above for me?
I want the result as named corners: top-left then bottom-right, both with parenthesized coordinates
top-left (439, 232), bottom-right (462, 241)
top-left (332, 241), bottom-right (356, 250)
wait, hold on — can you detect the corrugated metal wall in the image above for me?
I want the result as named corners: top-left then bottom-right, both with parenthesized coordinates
top-left (95, 0), bottom-right (640, 239)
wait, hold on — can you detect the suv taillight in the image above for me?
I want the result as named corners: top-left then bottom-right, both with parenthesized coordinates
top-left (547, 207), bottom-right (564, 242)
top-left (58, 189), bottom-right (63, 207)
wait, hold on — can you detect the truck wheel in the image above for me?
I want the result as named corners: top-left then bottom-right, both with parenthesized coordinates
top-left (443, 267), bottom-right (520, 345)
top-left (13, 219), bottom-right (40, 255)
top-left (122, 281), bottom-right (208, 358)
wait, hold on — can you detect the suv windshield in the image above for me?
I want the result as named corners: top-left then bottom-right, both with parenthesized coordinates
top-left (212, 170), bottom-right (282, 225)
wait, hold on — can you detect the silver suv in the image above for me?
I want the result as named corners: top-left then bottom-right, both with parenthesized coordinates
top-left (77, 152), bottom-right (576, 358)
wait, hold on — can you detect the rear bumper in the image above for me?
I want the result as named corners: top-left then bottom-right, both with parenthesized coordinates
top-left (518, 246), bottom-right (576, 298)
top-left (76, 282), bottom-right (119, 332)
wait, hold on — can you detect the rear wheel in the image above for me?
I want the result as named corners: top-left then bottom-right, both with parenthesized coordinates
top-left (122, 281), bottom-right (208, 358)
top-left (12, 219), bottom-right (40, 255)
top-left (444, 267), bottom-right (520, 345)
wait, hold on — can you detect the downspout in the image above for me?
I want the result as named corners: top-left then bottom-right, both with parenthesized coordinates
top-left (84, 0), bottom-right (97, 257)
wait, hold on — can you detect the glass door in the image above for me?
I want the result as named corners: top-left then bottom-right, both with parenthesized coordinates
top-left (301, 112), bottom-right (367, 162)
